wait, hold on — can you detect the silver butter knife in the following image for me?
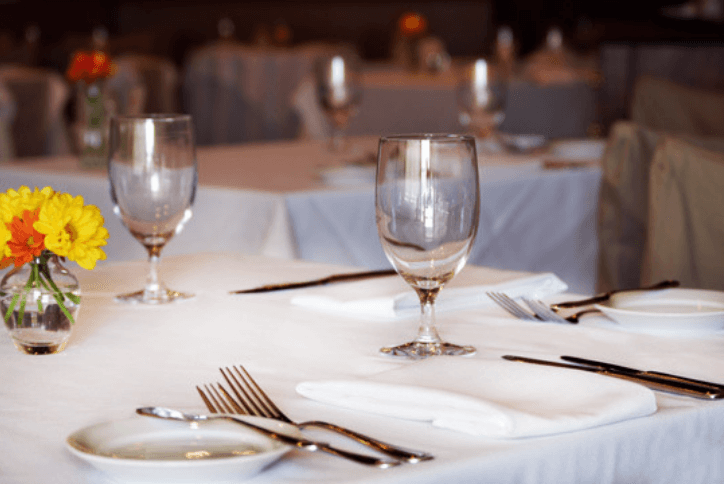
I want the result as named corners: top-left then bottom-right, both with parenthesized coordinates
top-left (502, 355), bottom-right (724, 400)
top-left (231, 269), bottom-right (397, 294)
top-left (551, 280), bottom-right (679, 309)
top-left (560, 355), bottom-right (724, 392)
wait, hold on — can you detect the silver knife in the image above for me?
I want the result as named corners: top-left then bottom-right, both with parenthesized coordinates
top-left (231, 269), bottom-right (397, 294)
top-left (560, 355), bottom-right (724, 392)
top-left (551, 280), bottom-right (679, 309)
top-left (502, 355), bottom-right (724, 400)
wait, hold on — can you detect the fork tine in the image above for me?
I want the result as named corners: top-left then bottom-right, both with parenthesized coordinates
top-left (522, 298), bottom-right (571, 324)
top-left (220, 367), bottom-right (257, 415)
top-left (235, 365), bottom-right (286, 419)
top-left (196, 385), bottom-right (217, 413)
top-left (487, 292), bottom-right (537, 321)
top-left (207, 383), bottom-right (235, 413)
top-left (216, 383), bottom-right (247, 414)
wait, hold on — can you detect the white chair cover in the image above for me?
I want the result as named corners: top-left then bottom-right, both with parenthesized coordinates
top-left (0, 64), bottom-right (71, 157)
top-left (0, 79), bottom-right (15, 161)
top-left (183, 43), bottom-right (334, 145)
top-left (107, 53), bottom-right (179, 115)
top-left (597, 121), bottom-right (724, 291)
top-left (631, 75), bottom-right (724, 136)
top-left (642, 137), bottom-right (724, 289)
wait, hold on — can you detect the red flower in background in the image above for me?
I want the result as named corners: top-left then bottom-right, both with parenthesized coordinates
top-left (66, 50), bottom-right (114, 83)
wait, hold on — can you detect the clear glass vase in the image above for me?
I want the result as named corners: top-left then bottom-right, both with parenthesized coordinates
top-left (76, 80), bottom-right (113, 169)
top-left (0, 256), bottom-right (81, 355)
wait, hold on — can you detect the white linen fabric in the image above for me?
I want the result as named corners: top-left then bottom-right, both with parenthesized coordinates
top-left (3, 253), bottom-right (724, 483)
top-left (296, 357), bottom-right (657, 438)
top-left (291, 271), bottom-right (568, 320)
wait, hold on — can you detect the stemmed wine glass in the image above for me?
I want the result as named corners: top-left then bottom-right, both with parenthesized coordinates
top-left (108, 114), bottom-right (197, 304)
top-left (315, 54), bottom-right (362, 152)
top-left (376, 134), bottom-right (480, 358)
top-left (457, 58), bottom-right (507, 147)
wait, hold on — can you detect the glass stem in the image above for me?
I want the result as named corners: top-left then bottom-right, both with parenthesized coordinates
top-left (415, 291), bottom-right (442, 344)
top-left (145, 254), bottom-right (162, 295)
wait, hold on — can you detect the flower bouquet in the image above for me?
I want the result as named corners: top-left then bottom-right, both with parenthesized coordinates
top-left (0, 186), bottom-right (108, 354)
top-left (66, 50), bottom-right (116, 169)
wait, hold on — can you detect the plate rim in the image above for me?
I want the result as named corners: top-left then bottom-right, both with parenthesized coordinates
top-left (66, 414), bottom-right (297, 467)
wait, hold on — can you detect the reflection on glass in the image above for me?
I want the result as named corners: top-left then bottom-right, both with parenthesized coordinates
top-left (315, 54), bottom-right (362, 152)
top-left (376, 134), bottom-right (480, 358)
top-left (108, 114), bottom-right (197, 304)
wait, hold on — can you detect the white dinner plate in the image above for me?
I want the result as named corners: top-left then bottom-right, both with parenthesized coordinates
top-left (66, 415), bottom-right (298, 483)
top-left (594, 288), bottom-right (724, 335)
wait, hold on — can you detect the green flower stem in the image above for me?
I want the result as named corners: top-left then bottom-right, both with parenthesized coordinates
top-left (36, 263), bottom-right (76, 325)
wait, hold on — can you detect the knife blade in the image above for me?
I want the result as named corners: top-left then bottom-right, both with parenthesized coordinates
top-left (230, 269), bottom-right (398, 294)
top-left (560, 355), bottom-right (724, 392)
top-left (502, 355), bottom-right (724, 400)
top-left (551, 280), bottom-right (680, 309)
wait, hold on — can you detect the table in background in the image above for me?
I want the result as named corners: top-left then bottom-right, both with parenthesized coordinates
top-left (1, 253), bottom-right (722, 483)
top-left (0, 136), bottom-right (601, 293)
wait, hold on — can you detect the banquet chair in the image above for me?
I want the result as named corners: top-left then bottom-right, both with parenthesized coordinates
top-left (597, 121), bottom-right (724, 292)
top-left (641, 137), bottom-right (724, 290)
top-left (630, 76), bottom-right (724, 137)
top-left (107, 54), bottom-right (179, 115)
top-left (0, 65), bottom-right (71, 157)
top-left (183, 43), bottom-right (321, 145)
top-left (0, 79), bottom-right (15, 161)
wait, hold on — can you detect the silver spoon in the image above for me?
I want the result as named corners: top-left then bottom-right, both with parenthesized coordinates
top-left (136, 407), bottom-right (401, 468)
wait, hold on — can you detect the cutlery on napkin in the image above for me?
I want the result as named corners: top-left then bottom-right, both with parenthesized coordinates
top-left (295, 357), bottom-right (657, 438)
top-left (503, 355), bottom-right (723, 400)
top-left (231, 269), bottom-right (397, 294)
top-left (291, 272), bottom-right (568, 320)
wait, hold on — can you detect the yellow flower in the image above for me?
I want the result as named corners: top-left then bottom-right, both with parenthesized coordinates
top-left (34, 193), bottom-right (109, 270)
top-left (0, 186), bottom-right (54, 258)
top-left (0, 186), bottom-right (54, 224)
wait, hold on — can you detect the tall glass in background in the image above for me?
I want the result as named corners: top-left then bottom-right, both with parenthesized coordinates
top-left (108, 114), bottom-right (197, 304)
top-left (457, 58), bottom-right (507, 144)
top-left (315, 54), bottom-right (362, 152)
top-left (376, 134), bottom-right (480, 358)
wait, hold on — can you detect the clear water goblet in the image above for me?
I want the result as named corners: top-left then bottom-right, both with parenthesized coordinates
top-left (108, 114), bottom-right (197, 304)
top-left (376, 134), bottom-right (480, 358)
top-left (315, 53), bottom-right (362, 152)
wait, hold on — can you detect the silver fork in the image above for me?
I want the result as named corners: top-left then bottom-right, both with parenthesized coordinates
top-left (192, 388), bottom-right (400, 468)
top-left (198, 365), bottom-right (433, 463)
top-left (521, 298), bottom-right (576, 324)
top-left (487, 292), bottom-right (582, 324)
top-left (487, 292), bottom-right (539, 321)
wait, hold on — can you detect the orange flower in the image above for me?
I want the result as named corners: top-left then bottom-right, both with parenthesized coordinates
top-left (5, 209), bottom-right (45, 267)
top-left (66, 50), bottom-right (114, 83)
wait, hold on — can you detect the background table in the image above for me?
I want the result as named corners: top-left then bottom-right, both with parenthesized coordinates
top-left (0, 136), bottom-right (601, 293)
top-left (2, 253), bottom-right (723, 483)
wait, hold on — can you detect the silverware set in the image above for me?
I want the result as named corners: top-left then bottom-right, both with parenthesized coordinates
top-left (503, 354), bottom-right (724, 400)
top-left (196, 365), bottom-right (433, 467)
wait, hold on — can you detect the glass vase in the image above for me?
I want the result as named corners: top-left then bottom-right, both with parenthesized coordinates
top-left (76, 80), bottom-right (112, 169)
top-left (0, 256), bottom-right (81, 355)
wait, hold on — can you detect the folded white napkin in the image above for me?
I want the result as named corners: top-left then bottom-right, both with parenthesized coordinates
top-left (291, 272), bottom-right (568, 320)
top-left (296, 357), bottom-right (657, 439)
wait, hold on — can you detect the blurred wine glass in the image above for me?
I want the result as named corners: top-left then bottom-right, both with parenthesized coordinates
top-left (108, 114), bottom-right (197, 304)
top-left (315, 54), bottom-right (362, 152)
top-left (376, 134), bottom-right (480, 358)
top-left (457, 59), bottom-right (507, 144)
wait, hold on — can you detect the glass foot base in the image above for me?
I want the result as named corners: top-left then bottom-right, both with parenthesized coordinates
top-left (115, 289), bottom-right (194, 304)
top-left (380, 341), bottom-right (476, 359)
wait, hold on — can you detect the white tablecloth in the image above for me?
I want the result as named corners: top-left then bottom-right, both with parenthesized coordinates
top-left (2, 253), bottom-right (723, 483)
top-left (0, 136), bottom-right (601, 293)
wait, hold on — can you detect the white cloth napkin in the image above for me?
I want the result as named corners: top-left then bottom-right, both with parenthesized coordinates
top-left (291, 272), bottom-right (568, 320)
top-left (296, 357), bottom-right (657, 439)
